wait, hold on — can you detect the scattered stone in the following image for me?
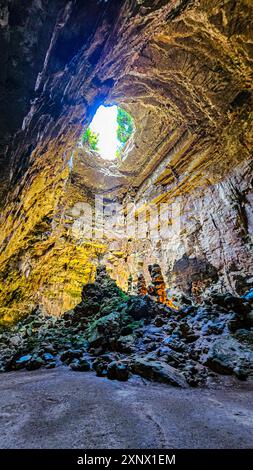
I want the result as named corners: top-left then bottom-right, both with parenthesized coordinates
top-left (26, 356), bottom-right (44, 371)
top-left (243, 289), bottom-right (253, 300)
top-left (60, 349), bottom-right (83, 364)
top-left (233, 367), bottom-right (249, 381)
top-left (204, 337), bottom-right (253, 377)
top-left (120, 325), bottom-right (133, 336)
top-left (131, 357), bottom-right (188, 387)
top-left (93, 358), bottom-right (108, 377)
top-left (1, 266), bottom-right (253, 388)
top-left (15, 354), bottom-right (32, 365)
top-left (154, 316), bottom-right (166, 327)
top-left (107, 361), bottom-right (129, 381)
top-left (116, 334), bottom-right (136, 353)
top-left (45, 362), bottom-right (56, 369)
top-left (70, 359), bottom-right (91, 372)
top-left (126, 295), bottom-right (161, 320)
top-left (43, 352), bottom-right (55, 361)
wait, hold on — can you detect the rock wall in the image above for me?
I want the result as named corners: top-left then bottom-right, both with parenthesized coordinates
top-left (0, 0), bottom-right (123, 323)
top-left (0, 0), bottom-right (252, 324)
top-left (104, 158), bottom-right (253, 298)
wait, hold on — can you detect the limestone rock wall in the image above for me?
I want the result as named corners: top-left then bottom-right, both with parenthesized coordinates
top-left (104, 158), bottom-right (253, 298)
top-left (0, 0), bottom-right (123, 323)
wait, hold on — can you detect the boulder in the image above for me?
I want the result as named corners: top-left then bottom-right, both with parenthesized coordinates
top-left (60, 349), bottom-right (83, 364)
top-left (116, 334), bottom-right (136, 353)
top-left (131, 357), bottom-right (188, 387)
top-left (45, 362), bottom-right (56, 369)
top-left (211, 293), bottom-right (251, 315)
top-left (204, 337), bottom-right (253, 377)
top-left (26, 356), bottom-right (44, 371)
top-left (126, 295), bottom-right (161, 321)
top-left (92, 358), bottom-right (108, 377)
top-left (234, 329), bottom-right (253, 345)
top-left (243, 289), bottom-right (253, 300)
top-left (70, 359), bottom-right (91, 372)
top-left (15, 354), bottom-right (32, 366)
top-left (92, 353), bottom-right (118, 376)
top-left (87, 311), bottom-right (125, 351)
top-left (107, 361), bottom-right (129, 381)
top-left (42, 352), bottom-right (55, 362)
top-left (154, 316), bottom-right (167, 327)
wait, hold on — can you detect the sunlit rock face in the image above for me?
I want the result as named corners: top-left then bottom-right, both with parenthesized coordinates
top-left (0, 0), bottom-right (252, 323)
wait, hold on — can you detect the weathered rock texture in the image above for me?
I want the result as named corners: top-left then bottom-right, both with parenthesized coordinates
top-left (0, 0), bottom-right (252, 323)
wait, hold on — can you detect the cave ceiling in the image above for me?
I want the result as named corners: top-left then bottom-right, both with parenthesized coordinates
top-left (1, 0), bottom-right (252, 203)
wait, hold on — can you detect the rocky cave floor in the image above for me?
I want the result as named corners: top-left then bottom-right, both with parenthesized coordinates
top-left (1, 266), bottom-right (253, 448)
top-left (0, 368), bottom-right (252, 449)
top-left (1, 266), bottom-right (253, 388)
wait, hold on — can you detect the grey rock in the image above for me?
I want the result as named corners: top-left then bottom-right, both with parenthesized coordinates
top-left (107, 361), bottom-right (129, 381)
top-left (70, 359), bottom-right (91, 372)
top-left (131, 357), bottom-right (188, 387)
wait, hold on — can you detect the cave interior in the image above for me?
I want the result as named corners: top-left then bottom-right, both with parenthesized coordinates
top-left (0, 0), bottom-right (253, 419)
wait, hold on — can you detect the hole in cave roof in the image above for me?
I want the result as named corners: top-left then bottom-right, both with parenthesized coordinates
top-left (81, 105), bottom-right (134, 161)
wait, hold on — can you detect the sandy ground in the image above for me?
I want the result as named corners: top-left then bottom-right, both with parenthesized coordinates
top-left (0, 367), bottom-right (252, 449)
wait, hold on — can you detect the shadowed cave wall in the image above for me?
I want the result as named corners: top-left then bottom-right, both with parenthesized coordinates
top-left (0, 0), bottom-right (252, 324)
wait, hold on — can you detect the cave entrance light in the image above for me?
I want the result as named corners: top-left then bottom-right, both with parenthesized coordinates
top-left (82, 104), bottom-right (134, 161)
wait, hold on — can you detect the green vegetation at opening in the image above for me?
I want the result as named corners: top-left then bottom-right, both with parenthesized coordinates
top-left (82, 128), bottom-right (99, 151)
top-left (116, 108), bottom-right (134, 158)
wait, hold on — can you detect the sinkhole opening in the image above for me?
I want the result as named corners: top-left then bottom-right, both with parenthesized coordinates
top-left (82, 105), bottom-right (134, 161)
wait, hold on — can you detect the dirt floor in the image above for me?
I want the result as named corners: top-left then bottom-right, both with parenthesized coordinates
top-left (0, 368), bottom-right (252, 449)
